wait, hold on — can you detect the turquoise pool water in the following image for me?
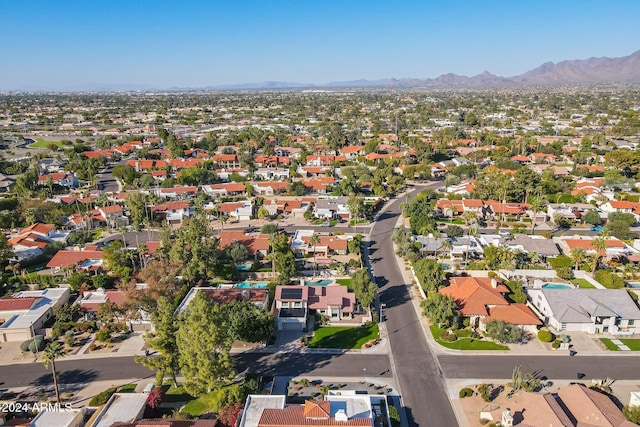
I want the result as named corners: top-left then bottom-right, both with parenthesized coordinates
top-left (236, 264), bottom-right (252, 271)
top-left (627, 283), bottom-right (640, 289)
top-left (305, 280), bottom-right (333, 286)
top-left (542, 283), bottom-right (573, 289)
top-left (236, 282), bottom-right (268, 289)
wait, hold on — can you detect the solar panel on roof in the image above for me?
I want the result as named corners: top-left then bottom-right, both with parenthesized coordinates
top-left (281, 288), bottom-right (303, 299)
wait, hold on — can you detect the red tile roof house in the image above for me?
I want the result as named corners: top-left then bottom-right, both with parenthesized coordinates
top-left (151, 201), bottom-right (193, 224)
top-left (219, 230), bottom-right (270, 260)
top-left (439, 277), bottom-right (541, 333)
top-left (9, 222), bottom-right (69, 262)
top-left (47, 247), bottom-right (105, 274)
top-left (0, 287), bottom-right (70, 342)
top-left (274, 285), bottom-right (356, 331)
top-left (240, 394), bottom-right (389, 427)
top-left (38, 172), bottom-right (79, 188)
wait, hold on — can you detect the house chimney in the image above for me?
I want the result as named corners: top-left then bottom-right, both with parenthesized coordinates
top-left (491, 278), bottom-right (497, 288)
top-left (501, 409), bottom-right (513, 427)
top-left (335, 409), bottom-right (348, 422)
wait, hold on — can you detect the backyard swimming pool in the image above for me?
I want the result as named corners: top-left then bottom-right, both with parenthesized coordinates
top-left (235, 264), bottom-right (252, 271)
top-left (235, 282), bottom-right (268, 289)
top-left (542, 283), bottom-right (573, 289)
top-left (305, 279), bottom-right (334, 286)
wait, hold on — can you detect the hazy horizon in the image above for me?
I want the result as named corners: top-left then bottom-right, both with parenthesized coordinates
top-left (1, 0), bottom-right (639, 91)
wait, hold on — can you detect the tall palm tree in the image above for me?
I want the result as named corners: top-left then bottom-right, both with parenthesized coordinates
top-left (42, 341), bottom-right (65, 403)
top-left (591, 236), bottom-right (607, 275)
top-left (308, 233), bottom-right (320, 278)
top-left (529, 196), bottom-right (545, 235)
top-left (570, 247), bottom-right (587, 271)
top-left (440, 239), bottom-right (453, 260)
top-left (462, 211), bottom-right (476, 226)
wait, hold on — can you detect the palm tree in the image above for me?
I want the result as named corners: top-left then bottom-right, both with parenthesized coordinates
top-left (309, 233), bottom-right (320, 278)
top-left (591, 236), bottom-right (607, 275)
top-left (219, 214), bottom-right (229, 231)
top-left (570, 247), bottom-right (587, 271)
top-left (529, 195), bottom-right (545, 235)
top-left (42, 341), bottom-right (65, 403)
top-left (440, 239), bottom-right (453, 260)
top-left (462, 211), bottom-right (476, 226)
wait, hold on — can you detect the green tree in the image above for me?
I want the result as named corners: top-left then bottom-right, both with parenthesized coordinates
top-left (583, 209), bottom-right (601, 226)
top-left (177, 292), bottom-right (234, 396)
top-left (260, 223), bottom-right (279, 234)
top-left (42, 341), bottom-right (65, 403)
top-left (54, 303), bottom-right (79, 323)
top-left (349, 268), bottom-right (377, 308)
top-left (226, 242), bottom-right (249, 263)
top-left (569, 247), bottom-right (587, 271)
top-left (224, 300), bottom-right (274, 343)
top-left (125, 193), bottom-right (147, 231)
top-left (623, 405), bottom-right (640, 424)
top-left (15, 168), bottom-right (39, 197)
top-left (413, 259), bottom-right (444, 293)
top-left (102, 239), bottom-right (133, 283)
top-left (591, 236), bottom-right (607, 275)
top-left (484, 319), bottom-right (523, 343)
top-left (136, 297), bottom-right (180, 387)
top-left (445, 225), bottom-right (464, 238)
top-left (421, 293), bottom-right (457, 326)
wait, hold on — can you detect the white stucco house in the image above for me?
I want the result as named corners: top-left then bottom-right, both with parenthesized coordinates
top-left (528, 288), bottom-right (640, 335)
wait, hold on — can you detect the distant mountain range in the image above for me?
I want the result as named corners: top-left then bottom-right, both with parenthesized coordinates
top-left (10, 50), bottom-right (640, 92)
top-left (208, 50), bottom-right (640, 90)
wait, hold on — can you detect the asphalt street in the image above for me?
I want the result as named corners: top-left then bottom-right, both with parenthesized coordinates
top-left (0, 353), bottom-right (391, 389)
top-left (369, 183), bottom-right (459, 427)
top-left (439, 354), bottom-right (640, 380)
top-left (96, 165), bottom-right (120, 193)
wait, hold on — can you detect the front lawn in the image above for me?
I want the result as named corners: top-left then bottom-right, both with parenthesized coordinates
top-left (163, 384), bottom-right (195, 403)
top-left (308, 325), bottom-right (379, 349)
top-left (181, 383), bottom-right (242, 417)
top-left (570, 278), bottom-right (596, 289)
top-left (429, 326), bottom-right (509, 351)
top-left (600, 338), bottom-right (640, 351)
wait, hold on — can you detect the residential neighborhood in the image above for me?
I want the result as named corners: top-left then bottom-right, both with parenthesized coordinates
top-left (0, 86), bottom-right (640, 427)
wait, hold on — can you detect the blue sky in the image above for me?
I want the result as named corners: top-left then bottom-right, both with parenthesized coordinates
top-left (1, 0), bottom-right (639, 90)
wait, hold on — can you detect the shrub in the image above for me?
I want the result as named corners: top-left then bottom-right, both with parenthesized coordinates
top-left (95, 328), bottom-right (112, 343)
top-left (89, 387), bottom-right (117, 406)
top-left (594, 270), bottom-right (625, 289)
top-left (538, 330), bottom-right (554, 343)
top-left (459, 388), bottom-right (473, 398)
top-left (478, 383), bottom-right (493, 402)
top-left (487, 271), bottom-right (497, 278)
top-left (20, 335), bottom-right (46, 353)
top-left (552, 340), bottom-right (561, 349)
top-left (439, 329), bottom-right (458, 342)
top-left (388, 405), bottom-right (401, 427)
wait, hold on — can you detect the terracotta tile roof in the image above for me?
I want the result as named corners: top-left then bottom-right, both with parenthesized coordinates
top-left (339, 145), bottom-right (364, 154)
top-left (47, 250), bottom-right (104, 268)
top-left (486, 303), bottom-right (542, 325)
top-left (0, 297), bottom-right (39, 311)
top-left (213, 154), bottom-right (238, 162)
top-left (258, 403), bottom-right (371, 426)
top-left (209, 183), bottom-right (246, 192)
top-left (17, 223), bottom-right (55, 236)
top-left (439, 277), bottom-right (509, 317)
top-left (99, 205), bottom-right (124, 215)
